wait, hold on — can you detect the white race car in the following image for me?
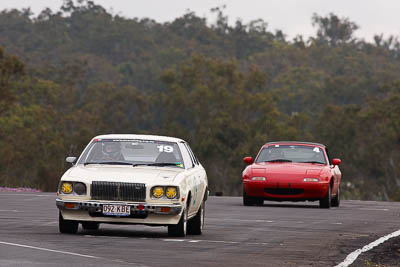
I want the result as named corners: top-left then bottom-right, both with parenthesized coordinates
top-left (56, 134), bottom-right (208, 237)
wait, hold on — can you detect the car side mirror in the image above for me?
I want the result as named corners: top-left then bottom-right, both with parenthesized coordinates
top-left (66, 157), bottom-right (77, 165)
top-left (332, 158), bottom-right (341, 166)
top-left (243, 156), bottom-right (253, 164)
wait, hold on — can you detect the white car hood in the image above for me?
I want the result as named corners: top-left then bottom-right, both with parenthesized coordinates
top-left (63, 165), bottom-right (185, 184)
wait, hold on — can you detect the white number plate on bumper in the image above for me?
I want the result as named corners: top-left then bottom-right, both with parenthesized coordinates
top-left (102, 205), bottom-right (131, 216)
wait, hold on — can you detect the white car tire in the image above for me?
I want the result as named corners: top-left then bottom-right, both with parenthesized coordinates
top-left (82, 222), bottom-right (100, 231)
top-left (59, 212), bottom-right (78, 234)
top-left (168, 207), bottom-right (187, 237)
top-left (188, 200), bottom-right (205, 235)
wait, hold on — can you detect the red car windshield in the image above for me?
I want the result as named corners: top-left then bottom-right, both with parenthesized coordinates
top-left (255, 145), bottom-right (326, 164)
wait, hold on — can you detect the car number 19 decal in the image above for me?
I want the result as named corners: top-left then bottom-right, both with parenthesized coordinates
top-left (157, 145), bottom-right (173, 153)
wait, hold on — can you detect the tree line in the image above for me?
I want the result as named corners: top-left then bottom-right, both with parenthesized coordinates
top-left (0, 0), bottom-right (399, 200)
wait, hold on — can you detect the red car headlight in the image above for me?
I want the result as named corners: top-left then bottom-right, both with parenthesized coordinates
top-left (303, 178), bottom-right (319, 182)
top-left (251, 177), bottom-right (266, 181)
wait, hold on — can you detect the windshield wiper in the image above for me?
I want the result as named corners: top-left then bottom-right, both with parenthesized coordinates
top-left (131, 163), bottom-right (151, 167)
top-left (84, 161), bottom-right (133, 166)
top-left (84, 162), bottom-right (182, 167)
top-left (264, 159), bottom-right (292, 163)
top-left (301, 161), bottom-right (325, 164)
top-left (143, 163), bottom-right (181, 167)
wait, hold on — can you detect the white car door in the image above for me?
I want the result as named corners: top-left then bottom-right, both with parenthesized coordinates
top-left (184, 143), bottom-right (206, 215)
top-left (179, 142), bottom-right (200, 217)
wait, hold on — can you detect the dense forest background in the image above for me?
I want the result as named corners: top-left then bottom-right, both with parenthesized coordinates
top-left (0, 0), bottom-right (399, 200)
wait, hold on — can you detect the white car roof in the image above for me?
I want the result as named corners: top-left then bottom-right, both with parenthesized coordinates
top-left (93, 134), bottom-right (185, 143)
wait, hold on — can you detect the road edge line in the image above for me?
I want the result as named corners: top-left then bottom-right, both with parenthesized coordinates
top-left (334, 229), bottom-right (400, 267)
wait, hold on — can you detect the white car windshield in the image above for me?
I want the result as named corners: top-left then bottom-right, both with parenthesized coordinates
top-left (77, 139), bottom-right (184, 168)
top-left (256, 145), bottom-right (327, 164)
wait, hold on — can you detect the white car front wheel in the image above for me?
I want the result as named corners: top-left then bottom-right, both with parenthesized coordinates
top-left (82, 222), bottom-right (100, 231)
top-left (187, 200), bottom-right (205, 235)
top-left (59, 212), bottom-right (78, 234)
top-left (168, 207), bottom-right (187, 237)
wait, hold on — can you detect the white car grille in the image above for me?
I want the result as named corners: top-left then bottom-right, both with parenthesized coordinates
top-left (91, 181), bottom-right (146, 202)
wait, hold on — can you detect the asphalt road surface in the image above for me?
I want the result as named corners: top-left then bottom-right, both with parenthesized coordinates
top-left (1, 192), bottom-right (400, 267)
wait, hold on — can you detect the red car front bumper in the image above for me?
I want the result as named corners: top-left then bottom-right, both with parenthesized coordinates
top-left (244, 180), bottom-right (329, 201)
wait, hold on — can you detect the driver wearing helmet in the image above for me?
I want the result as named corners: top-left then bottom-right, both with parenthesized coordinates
top-left (267, 148), bottom-right (285, 160)
top-left (101, 142), bottom-right (125, 161)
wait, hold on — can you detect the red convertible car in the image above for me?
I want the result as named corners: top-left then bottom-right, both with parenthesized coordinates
top-left (242, 142), bottom-right (342, 208)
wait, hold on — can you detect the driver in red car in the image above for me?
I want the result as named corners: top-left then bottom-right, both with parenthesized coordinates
top-left (266, 148), bottom-right (285, 161)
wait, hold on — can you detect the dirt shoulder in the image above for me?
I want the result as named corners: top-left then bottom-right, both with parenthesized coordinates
top-left (351, 236), bottom-right (400, 266)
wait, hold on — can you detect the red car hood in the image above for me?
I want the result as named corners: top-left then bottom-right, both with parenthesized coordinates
top-left (251, 162), bottom-right (325, 182)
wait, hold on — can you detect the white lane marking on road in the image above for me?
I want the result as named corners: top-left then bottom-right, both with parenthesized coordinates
top-left (162, 238), bottom-right (269, 245)
top-left (208, 240), bottom-right (240, 244)
top-left (209, 218), bottom-right (274, 223)
top-left (0, 241), bottom-right (101, 259)
top-left (255, 220), bottom-right (274, 223)
top-left (0, 240), bottom-right (148, 266)
top-left (358, 208), bottom-right (389, 211)
top-left (334, 229), bottom-right (400, 267)
top-left (332, 223), bottom-right (343, 225)
top-left (247, 242), bottom-right (269, 245)
top-left (211, 220), bottom-right (274, 223)
top-left (41, 221), bottom-right (58, 226)
top-left (0, 210), bottom-right (19, 212)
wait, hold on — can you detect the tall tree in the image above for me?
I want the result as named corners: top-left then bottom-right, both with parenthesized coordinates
top-left (311, 13), bottom-right (359, 46)
top-left (0, 47), bottom-right (24, 114)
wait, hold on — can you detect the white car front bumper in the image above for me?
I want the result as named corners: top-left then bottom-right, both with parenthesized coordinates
top-left (56, 199), bottom-right (183, 225)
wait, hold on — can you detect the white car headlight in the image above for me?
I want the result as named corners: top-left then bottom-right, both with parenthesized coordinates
top-left (151, 186), bottom-right (179, 199)
top-left (165, 187), bottom-right (178, 199)
top-left (152, 186), bottom-right (164, 198)
top-left (73, 182), bottom-right (87, 195)
top-left (60, 182), bottom-right (73, 194)
top-left (59, 181), bottom-right (87, 195)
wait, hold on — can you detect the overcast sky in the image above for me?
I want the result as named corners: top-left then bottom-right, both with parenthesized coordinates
top-left (1, 0), bottom-right (399, 42)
